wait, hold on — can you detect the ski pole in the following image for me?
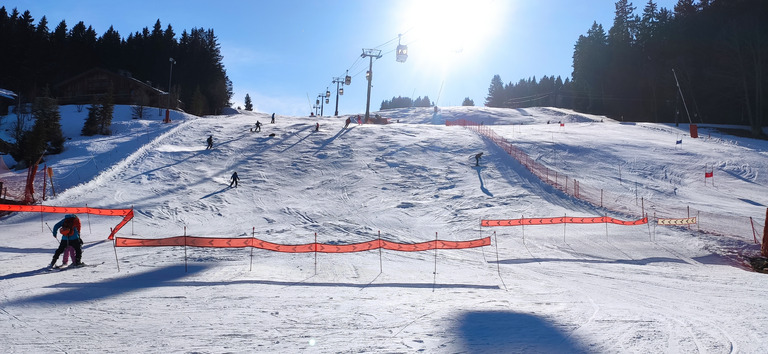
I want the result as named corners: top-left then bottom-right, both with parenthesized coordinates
top-left (46, 222), bottom-right (58, 241)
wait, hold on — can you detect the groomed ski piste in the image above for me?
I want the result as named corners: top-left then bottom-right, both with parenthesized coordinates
top-left (1, 105), bottom-right (767, 353)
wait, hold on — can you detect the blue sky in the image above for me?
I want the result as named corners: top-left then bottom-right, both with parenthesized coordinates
top-left (5, 0), bottom-right (677, 116)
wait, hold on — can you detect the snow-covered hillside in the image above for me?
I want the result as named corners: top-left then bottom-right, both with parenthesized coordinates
top-left (1, 106), bottom-right (766, 353)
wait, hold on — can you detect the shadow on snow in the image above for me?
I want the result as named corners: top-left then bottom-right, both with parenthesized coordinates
top-left (455, 311), bottom-right (589, 353)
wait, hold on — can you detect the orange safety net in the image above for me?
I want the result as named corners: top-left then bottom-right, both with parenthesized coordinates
top-left (115, 235), bottom-right (491, 253)
top-left (657, 217), bottom-right (697, 225)
top-left (0, 203), bottom-right (133, 240)
top-left (481, 216), bottom-right (647, 227)
top-left (762, 208), bottom-right (768, 257)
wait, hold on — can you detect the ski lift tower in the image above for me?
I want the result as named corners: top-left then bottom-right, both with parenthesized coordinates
top-left (332, 73), bottom-right (346, 116)
top-left (361, 48), bottom-right (382, 122)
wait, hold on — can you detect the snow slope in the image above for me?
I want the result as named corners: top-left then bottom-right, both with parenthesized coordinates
top-left (1, 106), bottom-right (767, 353)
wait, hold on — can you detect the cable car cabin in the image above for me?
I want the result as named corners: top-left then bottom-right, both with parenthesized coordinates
top-left (338, 87), bottom-right (344, 95)
top-left (345, 75), bottom-right (351, 85)
top-left (396, 44), bottom-right (408, 63)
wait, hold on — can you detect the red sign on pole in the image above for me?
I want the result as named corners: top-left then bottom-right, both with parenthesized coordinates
top-left (690, 124), bottom-right (698, 138)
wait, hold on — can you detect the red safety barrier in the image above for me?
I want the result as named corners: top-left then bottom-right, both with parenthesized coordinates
top-left (481, 216), bottom-right (647, 227)
top-left (115, 235), bottom-right (491, 253)
top-left (762, 208), bottom-right (768, 257)
top-left (0, 203), bottom-right (133, 240)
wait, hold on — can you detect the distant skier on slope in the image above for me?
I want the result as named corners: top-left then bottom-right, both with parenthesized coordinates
top-left (254, 121), bottom-right (262, 132)
top-left (206, 135), bottom-right (213, 149)
top-left (229, 171), bottom-right (239, 188)
top-left (344, 117), bottom-right (351, 129)
top-left (271, 113), bottom-right (275, 123)
top-left (475, 152), bottom-right (483, 166)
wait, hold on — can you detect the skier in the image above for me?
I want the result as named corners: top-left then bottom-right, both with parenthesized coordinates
top-left (271, 113), bottom-right (275, 123)
top-left (344, 117), bottom-right (351, 129)
top-left (229, 171), bottom-right (239, 188)
top-left (255, 121), bottom-right (262, 132)
top-left (475, 152), bottom-right (483, 166)
top-left (315, 122), bottom-right (319, 132)
top-left (206, 135), bottom-right (213, 149)
top-left (50, 214), bottom-right (84, 268)
top-left (61, 242), bottom-right (79, 267)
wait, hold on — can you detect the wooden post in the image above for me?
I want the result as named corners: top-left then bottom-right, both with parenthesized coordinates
top-left (314, 232), bottom-right (318, 275)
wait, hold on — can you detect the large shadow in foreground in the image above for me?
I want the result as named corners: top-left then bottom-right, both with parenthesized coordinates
top-left (5, 264), bottom-right (209, 306)
top-left (455, 311), bottom-right (588, 353)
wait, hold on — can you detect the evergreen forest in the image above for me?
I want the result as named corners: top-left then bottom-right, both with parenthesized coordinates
top-left (484, 0), bottom-right (766, 136)
top-left (0, 7), bottom-right (232, 116)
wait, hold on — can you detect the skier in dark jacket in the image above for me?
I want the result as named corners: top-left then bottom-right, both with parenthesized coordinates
top-left (271, 113), bottom-right (275, 124)
top-left (206, 135), bottom-right (213, 149)
top-left (255, 121), bottom-right (262, 132)
top-left (229, 171), bottom-right (240, 188)
top-left (50, 214), bottom-right (84, 267)
top-left (475, 152), bottom-right (483, 166)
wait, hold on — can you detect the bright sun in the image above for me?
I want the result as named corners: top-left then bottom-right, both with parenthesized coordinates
top-left (398, 0), bottom-right (505, 68)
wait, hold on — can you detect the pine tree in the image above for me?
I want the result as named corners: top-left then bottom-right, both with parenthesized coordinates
top-left (244, 94), bottom-right (253, 111)
top-left (485, 75), bottom-right (505, 107)
top-left (462, 97), bottom-right (475, 106)
top-left (81, 91), bottom-right (114, 136)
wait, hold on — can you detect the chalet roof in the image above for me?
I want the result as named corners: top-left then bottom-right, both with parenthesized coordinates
top-left (54, 67), bottom-right (167, 95)
top-left (0, 88), bottom-right (17, 100)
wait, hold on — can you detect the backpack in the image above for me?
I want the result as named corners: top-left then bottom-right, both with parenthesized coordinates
top-left (60, 216), bottom-right (78, 236)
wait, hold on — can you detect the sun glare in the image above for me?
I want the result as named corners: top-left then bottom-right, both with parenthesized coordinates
top-left (399, 0), bottom-right (505, 68)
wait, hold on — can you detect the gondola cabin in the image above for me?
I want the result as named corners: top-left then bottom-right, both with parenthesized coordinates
top-left (396, 44), bottom-right (408, 63)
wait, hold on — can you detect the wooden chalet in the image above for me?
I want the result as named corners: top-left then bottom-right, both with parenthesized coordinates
top-left (54, 68), bottom-right (172, 108)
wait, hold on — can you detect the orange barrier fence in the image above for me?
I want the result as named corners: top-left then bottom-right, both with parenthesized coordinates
top-left (115, 235), bottom-right (491, 253)
top-left (447, 119), bottom-right (765, 246)
top-left (657, 217), bottom-right (697, 225)
top-left (482, 216), bottom-right (647, 227)
top-left (0, 203), bottom-right (133, 240)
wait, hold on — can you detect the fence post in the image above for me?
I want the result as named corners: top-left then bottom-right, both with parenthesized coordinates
top-left (378, 230), bottom-right (383, 274)
top-left (314, 232), bottom-right (318, 275)
top-left (432, 232), bottom-right (438, 292)
top-left (184, 226), bottom-right (188, 273)
top-left (563, 213), bottom-right (567, 243)
top-left (112, 227), bottom-right (120, 272)
top-left (250, 227), bottom-right (255, 271)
